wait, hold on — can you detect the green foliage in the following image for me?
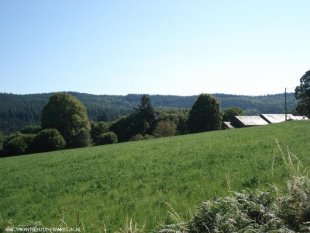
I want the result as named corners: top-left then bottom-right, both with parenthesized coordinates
top-left (176, 112), bottom-right (189, 135)
top-left (41, 93), bottom-right (91, 148)
top-left (130, 134), bottom-right (145, 141)
top-left (161, 168), bottom-right (310, 233)
top-left (90, 121), bottom-right (110, 145)
top-left (153, 120), bottom-right (177, 137)
top-left (96, 111), bottom-right (108, 122)
top-left (222, 107), bottom-right (244, 121)
top-left (70, 128), bottom-right (91, 148)
top-left (278, 176), bottom-right (310, 232)
top-left (110, 115), bottom-right (136, 142)
top-left (130, 134), bottom-right (154, 141)
top-left (2, 133), bottom-right (34, 156)
top-left (0, 122), bottom-right (309, 231)
top-left (161, 145), bottom-right (310, 233)
top-left (20, 124), bottom-right (41, 134)
top-left (111, 95), bottom-right (156, 142)
top-left (187, 94), bottom-right (222, 133)
top-left (0, 92), bottom-right (298, 134)
top-left (187, 191), bottom-right (278, 232)
top-left (295, 70), bottom-right (310, 117)
top-left (31, 129), bottom-right (66, 153)
top-left (97, 131), bottom-right (118, 145)
top-left (155, 109), bottom-right (189, 135)
top-left (134, 95), bottom-right (156, 135)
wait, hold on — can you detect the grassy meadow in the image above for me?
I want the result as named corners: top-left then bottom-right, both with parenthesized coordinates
top-left (0, 121), bottom-right (309, 232)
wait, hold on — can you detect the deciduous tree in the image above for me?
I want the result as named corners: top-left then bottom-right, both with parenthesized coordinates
top-left (295, 70), bottom-right (310, 117)
top-left (187, 94), bottom-right (222, 133)
top-left (222, 107), bottom-right (243, 121)
top-left (31, 129), bottom-right (66, 153)
top-left (41, 93), bottom-right (91, 148)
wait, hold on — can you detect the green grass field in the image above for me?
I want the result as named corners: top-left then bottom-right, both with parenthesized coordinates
top-left (0, 121), bottom-right (309, 232)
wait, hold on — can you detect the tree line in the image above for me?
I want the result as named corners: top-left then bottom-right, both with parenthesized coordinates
top-left (0, 69), bottom-right (309, 157)
top-left (0, 92), bottom-right (298, 134)
top-left (0, 93), bottom-right (227, 157)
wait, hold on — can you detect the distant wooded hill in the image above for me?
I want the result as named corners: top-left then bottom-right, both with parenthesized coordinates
top-left (0, 92), bottom-right (297, 133)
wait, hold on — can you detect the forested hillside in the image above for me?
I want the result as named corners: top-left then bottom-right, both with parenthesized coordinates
top-left (0, 92), bottom-right (297, 133)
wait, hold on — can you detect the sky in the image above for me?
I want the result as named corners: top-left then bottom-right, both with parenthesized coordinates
top-left (0, 0), bottom-right (309, 96)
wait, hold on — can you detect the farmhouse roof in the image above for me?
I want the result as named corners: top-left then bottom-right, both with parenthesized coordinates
top-left (289, 115), bottom-right (309, 121)
top-left (260, 114), bottom-right (294, 124)
top-left (260, 114), bottom-right (308, 123)
top-left (233, 116), bottom-right (269, 127)
top-left (223, 121), bottom-right (235, 129)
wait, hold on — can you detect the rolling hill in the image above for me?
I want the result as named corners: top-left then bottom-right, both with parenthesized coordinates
top-left (0, 121), bottom-right (309, 232)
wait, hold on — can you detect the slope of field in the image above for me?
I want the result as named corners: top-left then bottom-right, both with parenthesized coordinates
top-left (0, 121), bottom-right (309, 232)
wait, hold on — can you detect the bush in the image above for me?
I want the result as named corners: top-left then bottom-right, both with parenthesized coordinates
top-left (160, 175), bottom-right (310, 233)
top-left (153, 120), bottom-right (177, 137)
top-left (2, 133), bottom-right (34, 156)
top-left (91, 121), bottom-right (110, 145)
top-left (130, 134), bottom-right (154, 141)
top-left (160, 147), bottom-right (310, 233)
top-left (70, 128), bottom-right (92, 148)
top-left (110, 116), bottom-right (133, 142)
top-left (130, 134), bottom-right (145, 141)
top-left (31, 129), bottom-right (66, 153)
top-left (97, 132), bottom-right (118, 145)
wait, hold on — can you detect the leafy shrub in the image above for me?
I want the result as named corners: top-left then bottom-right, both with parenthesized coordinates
top-left (2, 133), bottom-right (34, 156)
top-left (90, 121), bottom-right (110, 145)
top-left (153, 120), bottom-right (177, 138)
top-left (130, 134), bottom-right (154, 141)
top-left (160, 146), bottom-right (310, 233)
top-left (110, 115), bottom-right (136, 142)
top-left (31, 129), bottom-right (66, 153)
top-left (97, 132), bottom-right (118, 145)
top-left (130, 134), bottom-right (144, 141)
top-left (70, 128), bottom-right (92, 148)
top-left (160, 175), bottom-right (310, 232)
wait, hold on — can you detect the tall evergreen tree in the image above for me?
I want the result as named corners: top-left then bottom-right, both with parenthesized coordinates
top-left (187, 94), bottom-right (222, 133)
top-left (134, 95), bottom-right (156, 135)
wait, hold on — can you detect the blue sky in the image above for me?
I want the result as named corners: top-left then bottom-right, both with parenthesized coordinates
top-left (0, 0), bottom-right (309, 95)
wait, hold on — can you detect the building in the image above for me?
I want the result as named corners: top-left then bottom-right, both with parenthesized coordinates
top-left (260, 114), bottom-right (294, 124)
top-left (231, 116), bottom-right (269, 128)
top-left (225, 114), bottom-right (309, 129)
top-left (222, 121), bottom-right (235, 129)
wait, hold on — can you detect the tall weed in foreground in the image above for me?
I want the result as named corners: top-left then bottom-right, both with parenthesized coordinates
top-left (115, 218), bottom-right (145, 233)
top-left (274, 140), bottom-right (310, 232)
top-left (159, 142), bottom-right (310, 233)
